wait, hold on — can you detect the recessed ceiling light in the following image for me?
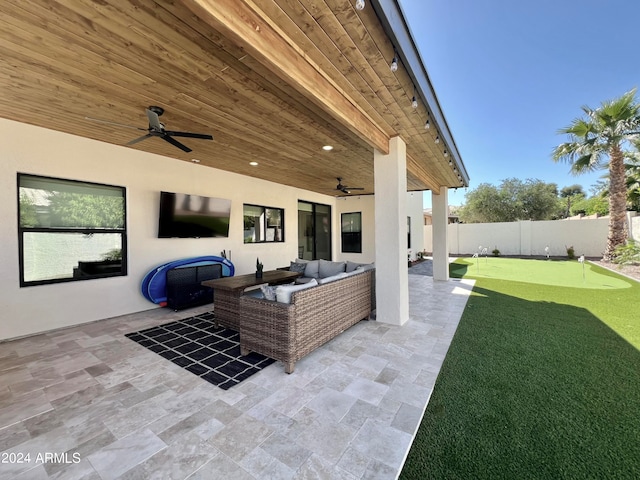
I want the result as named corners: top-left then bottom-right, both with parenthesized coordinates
top-left (322, 145), bottom-right (334, 151)
top-left (249, 161), bottom-right (259, 166)
top-left (191, 158), bottom-right (201, 163)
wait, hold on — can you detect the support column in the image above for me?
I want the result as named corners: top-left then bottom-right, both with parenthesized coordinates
top-left (374, 136), bottom-right (409, 326)
top-left (432, 187), bottom-right (449, 281)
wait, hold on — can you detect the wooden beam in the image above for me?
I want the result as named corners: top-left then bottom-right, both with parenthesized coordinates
top-left (181, 0), bottom-right (389, 154)
top-left (406, 153), bottom-right (441, 192)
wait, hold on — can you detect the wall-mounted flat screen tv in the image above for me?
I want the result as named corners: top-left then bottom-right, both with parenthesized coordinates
top-left (158, 191), bottom-right (231, 238)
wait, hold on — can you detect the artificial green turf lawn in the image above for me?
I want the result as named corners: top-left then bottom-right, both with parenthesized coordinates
top-left (459, 256), bottom-right (630, 289)
top-left (400, 259), bottom-right (640, 480)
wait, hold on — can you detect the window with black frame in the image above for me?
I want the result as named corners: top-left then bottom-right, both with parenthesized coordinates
top-left (341, 212), bottom-right (362, 253)
top-left (243, 204), bottom-right (284, 243)
top-left (17, 174), bottom-right (127, 286)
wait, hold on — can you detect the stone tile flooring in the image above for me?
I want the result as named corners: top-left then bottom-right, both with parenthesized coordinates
top-left (0, 275), bottom-right (473, 479)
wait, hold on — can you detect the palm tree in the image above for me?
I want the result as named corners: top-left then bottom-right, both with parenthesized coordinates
top-left (596, 160), bottom-right (640, 212)
top-left (626, 139), bottom-right (640, 211)
top-left (560, 184), bottom-right (584, 217)
top-left (553, 89), bottom-right (640, 261)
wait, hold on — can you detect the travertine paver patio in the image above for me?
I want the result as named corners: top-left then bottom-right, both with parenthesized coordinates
top-left (0, 273), bottom-right (473, 479)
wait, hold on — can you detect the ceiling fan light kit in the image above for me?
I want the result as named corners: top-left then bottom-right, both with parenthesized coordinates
top-left (336, 177), bottom-right (364, 195)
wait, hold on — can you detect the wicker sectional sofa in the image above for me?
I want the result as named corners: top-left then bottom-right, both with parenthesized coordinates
top-left (239, 268), bottom-right (374, 373)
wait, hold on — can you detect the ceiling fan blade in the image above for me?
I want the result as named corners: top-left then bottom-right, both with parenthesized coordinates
top-left (345, 187), bottom-right (364, 190)
top-left (85, 116), bottom-right (146, 131)
top-left (161, 134), bottom-right (192, 152)
top-left (145, 108), bottom-right (163, 130)
top-left (127, 133), bottom-right (153, 145)
top-left (164, 131), bottom-right (213, 140)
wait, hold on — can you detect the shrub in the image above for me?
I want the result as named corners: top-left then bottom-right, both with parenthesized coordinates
top-left (492, 248), bottom-right (500, 257)
top-left (566, 245), bottom-right (575, 259)
top-left (612, 240), bottom-right (640, 265)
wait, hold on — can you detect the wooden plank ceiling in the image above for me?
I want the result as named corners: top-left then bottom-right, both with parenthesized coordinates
top-left (0, 0), bottom-right (464, 196)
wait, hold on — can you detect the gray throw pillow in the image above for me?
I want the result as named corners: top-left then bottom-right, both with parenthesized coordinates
top-left (260, 285), bottom-right (278, 301)
top-left (345, 260), bottom-right (363, 273)
top-left (289, 261), bottom-right (307, 274)
top-left (318, 259), bottom-right (346, 278)
top-left (303, 260), bottom-right (320, 278)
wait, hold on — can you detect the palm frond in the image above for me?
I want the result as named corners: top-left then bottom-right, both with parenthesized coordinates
top-left (553, 88), bottom-right (640, 177)
top-left (571, 153), bottom-right (605, 174)
top-left (558, 118), bottom-right (595, 138)
top-left (600, 88), bottom-right (640, 132)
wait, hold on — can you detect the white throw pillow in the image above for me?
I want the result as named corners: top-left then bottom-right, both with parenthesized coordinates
top-left (275, 278), bottom-right (317, 304)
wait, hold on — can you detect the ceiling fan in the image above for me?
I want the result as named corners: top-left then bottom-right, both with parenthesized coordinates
top-left (85, 106), bottom-right (213, 153)
top-left (336, 177), bottom-right (364, 194)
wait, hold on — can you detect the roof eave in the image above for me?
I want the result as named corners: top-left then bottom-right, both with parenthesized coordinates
top-left (369, 0), bottom-right (469, 187)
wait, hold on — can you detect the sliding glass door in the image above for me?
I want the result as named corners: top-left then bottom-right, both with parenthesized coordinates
top-left (298, 201), bottom-right (331, 260)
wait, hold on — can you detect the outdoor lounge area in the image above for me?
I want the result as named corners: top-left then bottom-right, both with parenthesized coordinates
top-left (4, 0), bottom-right (639, 477)
top-left (0, 0), bottom-right (468, 342)
top-left (0, 1), bottom-right (472, 478)
top-left (0, 273), bottom-right (474, 479)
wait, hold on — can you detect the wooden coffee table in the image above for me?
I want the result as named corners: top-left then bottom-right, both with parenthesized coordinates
top-left (202, 270), bottom-right (301, 330)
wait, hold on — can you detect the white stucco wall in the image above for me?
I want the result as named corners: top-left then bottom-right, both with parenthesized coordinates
top-left (333, 191), bottom-right (424, 264)
top-left (1, 119), bottom-right (427, 340)
top-left (407, 192), bottom-right (424, 261)
top-left (0, 119), bottom-right (334, 340)
top-left (334, 195), bottom-right (376, 264)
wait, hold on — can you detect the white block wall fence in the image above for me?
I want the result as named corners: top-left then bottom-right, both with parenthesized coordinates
top-left (423, 212), bottom-right (639, 258)
top-left (631, 213), bottom-right (640, 243)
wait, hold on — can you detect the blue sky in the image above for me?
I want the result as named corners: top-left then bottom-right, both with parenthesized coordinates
top-left (397, 0), bottom-right (640, 208)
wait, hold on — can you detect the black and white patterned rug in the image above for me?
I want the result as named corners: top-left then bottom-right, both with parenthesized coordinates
top-left (125, 311), bottom-right (274, 390)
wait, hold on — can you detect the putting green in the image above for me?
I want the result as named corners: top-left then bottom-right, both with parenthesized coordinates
top-left (452, 257), bottom-right (631, 289)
